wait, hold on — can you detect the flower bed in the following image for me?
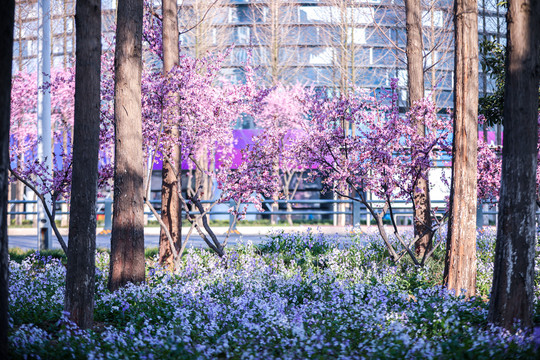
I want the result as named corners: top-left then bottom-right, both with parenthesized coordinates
top-left (8, 229), bottom-right (539, 359)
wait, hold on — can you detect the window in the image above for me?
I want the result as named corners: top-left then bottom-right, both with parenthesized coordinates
top-left (26, 58), bottom-right (37, 73)
top-left (234, 48), bottom-right (248, 63)
top-left (347, 27), bottom-right (366, 45)
top-left (299, 6), bottom-right (327, 23)
top-left (21, 40), bottom-right (37, 57)
top-left (66, 18), bottom-right (74, 33)
top-left (52, 40), bottom-right (63, 54)
top-left (53, 55), bottom-right (64, 68)
top-left (309, 47), bottom-right (333, 65)
top-left (397, 69), bottom-right (407, 87)
top-left (66, 38), bottom-right (73, 53)
top-left (228, 6), bottom-right (250, 24)
top-left (236, 26), bottom-right (250, 45)
top-left (349, 7), bottom-right (373, 25)
top-left (102, 0), bottom-right (116, 10)
top-left (53, 18), bottom-right (65, 35)
top-left (425, 50), bottom-right (437, 68)
top-left (422, 10), bottom-right (444, 28)
top-left (13, 40), bottom-right (19, 57)
top-left (28, 2), bottom-right (38, 18)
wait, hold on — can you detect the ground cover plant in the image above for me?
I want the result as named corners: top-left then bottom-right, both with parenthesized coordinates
top-left (7, 228), bottom-right (540, 359)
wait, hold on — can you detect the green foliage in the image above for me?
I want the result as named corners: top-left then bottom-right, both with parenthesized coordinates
top-left (479, 39), bottom-right (506, 126)
top-left (9, 247), bottom-right (67, 265)
top-left (479, 38), bottom-right (540, 127)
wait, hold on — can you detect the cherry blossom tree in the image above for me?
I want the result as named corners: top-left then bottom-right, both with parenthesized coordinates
top-left (250, 84), bottom-right (307, 225)
top-left (292, 81), bottom-right (452, 265)
top-left (9, 69), bottom-right (76, 254)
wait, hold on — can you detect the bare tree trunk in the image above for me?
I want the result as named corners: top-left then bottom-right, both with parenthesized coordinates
top-left (406, 0), bottom-right (432, 257)
top-left (443, 0), bottom-right (478, 298)
top-left (0, 0), bottom-right (14, 355)
top-left (64, 0), bottom-right (101, 329)
top-left (488, 0), bottom-right (540, 331)
top-left (160, 0), bottom-right (182, 269)
top-left (283, 173), bottom-right (293, 226)
top-left (109, 0), bottom-right (146, 292)
top-left (60, 133), bottom-right (69, 227)
top-left (271, 163), bottom-right (279, 225)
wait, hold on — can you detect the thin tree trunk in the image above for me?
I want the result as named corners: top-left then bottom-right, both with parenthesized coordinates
top-left (0, 0), bottom-right (14, 355)
top-left (64, 0), bottom-right (101, 329)
top-left (15, 170), bottom-right (23, 225)
top-left (488, 0), bottom-right (540, 330)
top-left (160, 0), bottom-right (182, 269)
top-left (405, 0), bottom-right (432, 257)
top-left (109, 0), bottom-right (146, 292)
top-left (443, 0), bottom-right (479, 298)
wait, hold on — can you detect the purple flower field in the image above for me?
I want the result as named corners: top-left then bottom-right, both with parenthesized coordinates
top-left (7, 229), bottom-right (539, 359)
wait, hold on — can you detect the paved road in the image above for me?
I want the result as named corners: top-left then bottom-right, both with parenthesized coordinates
top-left (7, 225), bottom-right (354, 251)
top-left (8, 233), bottom-right (269, 250)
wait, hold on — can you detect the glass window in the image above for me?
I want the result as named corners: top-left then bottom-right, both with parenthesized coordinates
top-left (299, 6), bottom-right (328, 23)
top-left (52, 18), bottom-right (64, 35)
top-left (236, 26), bottom-right (250, 45)
top-left (20, 20), bottom-right (37, 38)
top-left (349, 7), bottom-right (373, 25)
top-left (102, 0), bottom-right (114, 10)
top-left (484, 0), bottom-right (498, 12)
top-left (422, 10), bottom-right (444, 27)
top-left (229, 5), bottom-right (250, 24)
top-left (347, 27), bottom-right (366, 45)
top-left (397, 69), bottom-right (407, 87)
top-left (26, 58), bottom-right (37, 73)
top-left (13, 40), bottom-right (19, 57)
top-left (66, 18), bottom-right (74, 33)
top-left (53, 55), bottom-right (64, 68)
top-left (66, 38), bottom-right (73, 53)
top-left (297, 26), bottom-right (319, 45)
top-left (24, 40), bottom-right (38, 57)
top-left (65, 1), bottom-right (75, 14)
top-left (309, 47), bottom-right (333, 65)
top-left (28, 3), bottom-right (38, 18)
top-left (371, 48), bottom-right (396, 66)
top-left (228, 7), bottom-right (238, 23)
top-left (52, 40), bottom-right (63, 54)
top-left (234, 48), bottom-right (248, 63)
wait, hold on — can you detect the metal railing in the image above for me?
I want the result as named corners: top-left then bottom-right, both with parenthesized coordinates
top-left (8, 198), bottom-right (457, 230)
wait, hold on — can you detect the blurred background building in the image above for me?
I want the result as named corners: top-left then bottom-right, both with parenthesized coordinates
top-left (10, 0), bottom-right (506, 226)
top-left (13, 0), bottom-right (506, 116)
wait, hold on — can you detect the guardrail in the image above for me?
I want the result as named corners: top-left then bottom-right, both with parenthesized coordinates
top-left (7, 197), bottom-right (472, 230)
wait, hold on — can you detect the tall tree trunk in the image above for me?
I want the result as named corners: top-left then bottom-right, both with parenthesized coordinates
top-left (160, 0), bottom-right (182, 269)
top-left (64, 0), bottom-right (101, 329)
top-left (405, 0), bottom-right (432, 257)
top-left (443, 0), bottom-right (479, 298)
top-left (0, 0), bottom-right (14, 355)
top-left (488, 0), bottom-right (540, 330)
top-left (109, 0), bottom-right (146, 292)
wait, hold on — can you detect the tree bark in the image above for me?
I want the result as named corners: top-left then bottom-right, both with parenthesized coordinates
top-left (109, 0), bottom-right (146, 292)
top-left (443, 0), bottom-right (478, 298)
top-left (64, 0), bottom-right (101, 329)
top-left (488, 0), bottom-right (540, 330)
top-left (405, 0), bottom-right (432, 257)
top-left (160, 0), bottom-right (182, 269)
top-left (0, 0), bottom-right (14, 355)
